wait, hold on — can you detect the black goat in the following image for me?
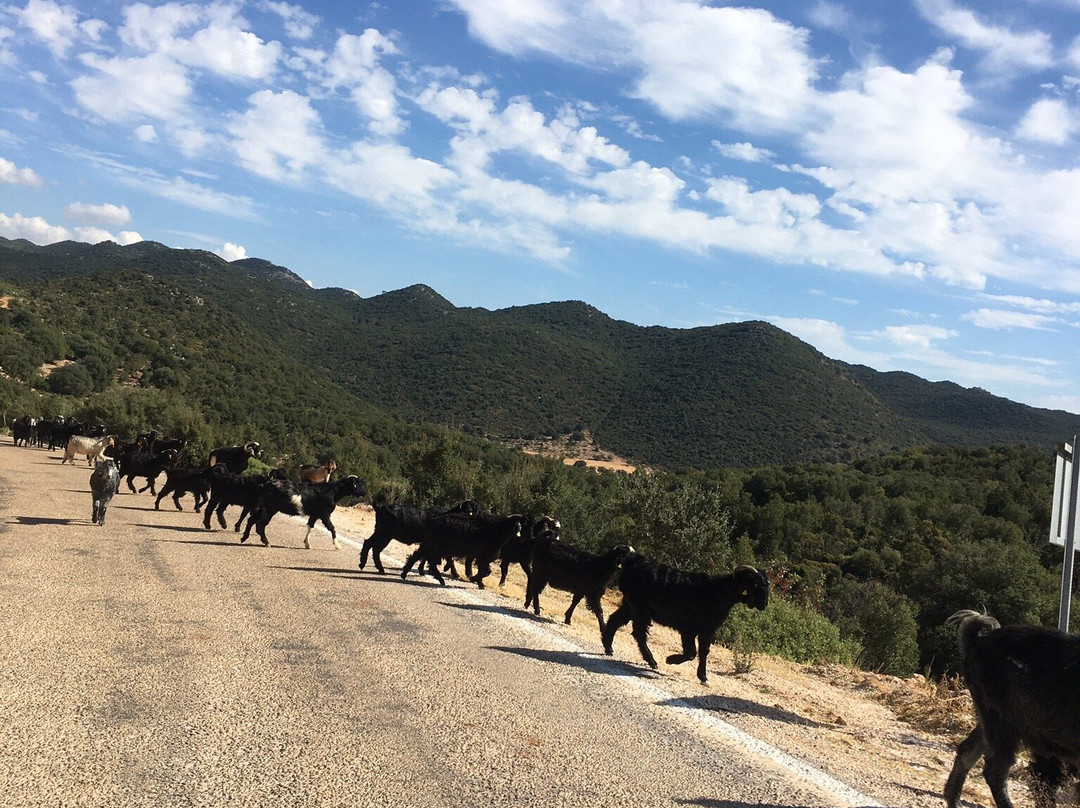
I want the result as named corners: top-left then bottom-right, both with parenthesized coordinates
top-left (89, 458), bottom-right (120, 526)
top-left (358, 500), bottom-right (480, 574)
top-left (495, 514), bottom-right (560, 586)
top-left (12, 415), bottom-right (36, 447)
top-left (241, 475), bottom-right (367, 548)
top-left (202, 466), bottom-right (287, 532)
top-left (525, 533), bottom-right (634, 637)
top-left (118, 449), bottom-right (177, 494)
top-left (207, 441), bottom-right (261, 474)
top-left (602, 557), bottom-right (769, 683)
top-left (944, 611), bottom-right (1080, 808)
top-left (401, 512), bottom-right (522, 588)
top-left (154, 464), bottom-right (214, 512)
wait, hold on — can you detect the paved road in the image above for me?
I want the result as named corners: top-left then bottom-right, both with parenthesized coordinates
top-left (0, 438), bottom-right (877, 808)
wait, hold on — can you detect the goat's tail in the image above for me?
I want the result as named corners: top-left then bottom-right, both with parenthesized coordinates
top-left (949, 609), bottom-right (1001, 657)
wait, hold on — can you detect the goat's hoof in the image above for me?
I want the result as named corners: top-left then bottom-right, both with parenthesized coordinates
top-left (261, 539), bottom-right (269, 547)
top-left (603, 647), bottom-right (613, 656)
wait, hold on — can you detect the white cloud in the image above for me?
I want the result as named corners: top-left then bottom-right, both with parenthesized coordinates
top-left (713, 141), bottom-right (775, 163)
top-left (914, 0), bottom-right (1054, 73)
top-left (0, 211), bottom-right (68, 242)
top-left (962, 308), bottom-right (1056, 330)
top-left (0, 156), bottom-right (43, 186)
top-left (1016, 98), bottom-right (1077, 145)
top-left (0, 211), bottom-right (141, 245)
top-left (134, 124), bottom-right (157, 142)
top-left (228, 89), bottom-right (325, 181)
top-left (14, 0), bottom-right (82, 57)
top-left (979, 294), bottom-right (1080, 315)
top-left (297, 30), bottom-right (404, 135)
top-left (117, 172), bottom-right (259, 220)
top-left (72, 52), bottom-right (192, 123)
top-left (63, 201), bottom-right (131, 226)
top-left (218, 241), bottom-right (247, 260)
top-left (262, 2), bottom-right (319, 41)
top-left (882, 324), bottom-right (956, 349)
top-left (449, 0), bottom-right (819, 130)
top-left (119, 3), bottom-right (282, 80)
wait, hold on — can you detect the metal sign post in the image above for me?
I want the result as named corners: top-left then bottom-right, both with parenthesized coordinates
top-left (1050, 437), bottom-right (1079, 632)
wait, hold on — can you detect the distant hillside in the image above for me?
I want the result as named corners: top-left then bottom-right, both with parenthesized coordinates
top-left (0, 236), bottom-right (1075, 468)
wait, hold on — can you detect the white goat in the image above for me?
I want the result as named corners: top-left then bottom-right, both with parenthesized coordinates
top-left (63, 434), bottom-right (115, 466)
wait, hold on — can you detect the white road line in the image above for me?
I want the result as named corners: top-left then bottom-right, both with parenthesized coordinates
top-left (333, 529), bottom-right (885, 808)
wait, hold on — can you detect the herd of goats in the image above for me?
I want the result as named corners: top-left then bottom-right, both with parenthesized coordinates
top-left (9, 414), bottom-right (1080, 808)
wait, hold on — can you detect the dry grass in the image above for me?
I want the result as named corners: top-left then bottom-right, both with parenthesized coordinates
top-left (878, 672), bottom-right (976, 738)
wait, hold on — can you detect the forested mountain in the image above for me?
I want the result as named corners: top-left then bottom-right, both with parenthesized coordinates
top-left (1, 237), bottom-right (1074, 469)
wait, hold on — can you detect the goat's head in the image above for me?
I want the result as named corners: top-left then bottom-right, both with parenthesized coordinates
top-left (343, 475), bottom-right (367, 499)
top-left (244, 441), bottom-right (262, 457)
top-left (452, 500), bottom-right (481, 518)
top-left (732, 565), bottom-right (770, 611)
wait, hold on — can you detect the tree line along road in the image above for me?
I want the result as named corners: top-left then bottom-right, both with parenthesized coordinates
top-left (0, 436), bottom-right (905, 808)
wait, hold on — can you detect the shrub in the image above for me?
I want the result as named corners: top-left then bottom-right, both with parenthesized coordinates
top-left (718, 596), bottom-right (860, 666)
top-left (47, 363), bottom-right (94, 396)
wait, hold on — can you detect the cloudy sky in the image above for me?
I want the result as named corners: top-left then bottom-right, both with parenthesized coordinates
top-left (2, 0), bottom-right (1080, 416)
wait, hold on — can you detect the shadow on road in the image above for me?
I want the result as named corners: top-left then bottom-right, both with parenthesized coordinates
top-left (439, 600), bottom-right (547, 623)
top-left (136, 523), bottom-right (216, 534)
top-left (150, 535), bottom-right (254, 548)
top-left (268, 564), bottom-right (363, 578)
top-left (488, 644), bottom-right (656, 679)
top-left (659, 694), bottom-right (830, 730)
top-left (11, 516), bottom-right (75, 526)
top-left (676, 800), bottom-right (827, 808)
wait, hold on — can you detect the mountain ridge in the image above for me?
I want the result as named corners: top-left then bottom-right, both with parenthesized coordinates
top-left (0, 236), bottom-right (1074, 468)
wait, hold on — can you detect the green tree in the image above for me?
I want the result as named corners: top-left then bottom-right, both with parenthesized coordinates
top-left (47, 363), bottom-right (93, 397)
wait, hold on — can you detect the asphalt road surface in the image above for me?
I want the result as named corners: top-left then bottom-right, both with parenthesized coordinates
top-left (0, 437), bottom-right (883, 808)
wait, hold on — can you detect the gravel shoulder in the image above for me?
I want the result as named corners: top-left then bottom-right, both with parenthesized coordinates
top-left (0, 437), bottom-right (1008, 808)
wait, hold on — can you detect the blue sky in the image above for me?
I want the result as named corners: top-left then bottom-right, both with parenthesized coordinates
top-left (2, 1), bottom-right (1079, 417)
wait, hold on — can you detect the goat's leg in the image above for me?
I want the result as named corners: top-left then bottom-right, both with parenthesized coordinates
top-left (400, 549), bottom-right (422, 580)
top-left (585, 593), bottom-right (606, 635)
top-left (982, 740), bottom-right (1018, 808)
top-left (256, 516), bottom-right (271, 546)
top-left (499, 557), bottom-right (512, 586)
top-left (469, 558), bottom-right (492, 589)
top-left (694, 630), bottom-right (716, 684)
top-left (359, 536), bottom-right (385, 573)
top-left (630, 617), bottom-right (658, 670)
top-left (232, 506), bottom-right (248, 532)
top-left (945, 725), bottom-right (986, 808)
top-left (172, 491), bottom-right (184, 511)
top-left (216, 503), bottom-right (228, 530)
top-left (524, 576), bottom-right (539, 613)
top-left (239, 510), bottom-right (259, 544)
top-left (202, 497), bottom-right (216, 530)
top-left (565, 594), bottom-right (584, 625)
top-left (667, 631), bottom-right (698, 666)
top-left (319, 515), bottom-right (338, 549)
top-left (602, 604), bottom-right (632, 655)
top-left (126, 475), bottom-right (138, 493)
